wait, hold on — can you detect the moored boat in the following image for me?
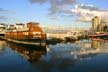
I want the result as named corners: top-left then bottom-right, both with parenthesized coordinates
top-left (2, 22), bottom-right (46, 47)
top-left (89, 32), bottom-right (108, 38)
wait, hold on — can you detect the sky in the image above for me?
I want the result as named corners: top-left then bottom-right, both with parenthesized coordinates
top-left (0, 0), bottom-right (108, 29)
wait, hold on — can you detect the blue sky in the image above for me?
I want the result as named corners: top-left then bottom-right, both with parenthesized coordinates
top-left (0, 0), bottom-right (108, 29)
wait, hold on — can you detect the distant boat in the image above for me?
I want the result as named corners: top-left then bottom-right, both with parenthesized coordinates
top-left (89, 32), bottom-right (108, 40)
top-left (65, 31), bottom-right (82, 41)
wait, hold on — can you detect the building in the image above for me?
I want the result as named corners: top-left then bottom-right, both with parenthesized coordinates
top-left (0, 23), bottom-right (7, 36)
top-left (101, 20), bottom-right (108, 32)
top-left (92, 16), bottom-right (101, 33)
top-left (92, 16), bottom-right (108, 33)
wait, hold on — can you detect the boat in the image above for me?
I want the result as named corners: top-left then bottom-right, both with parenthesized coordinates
top-left (1, 22), bottom-right (46, 47)
top-left (65, 31), bottom-right (82, 42)
top-left (89, 32), bottom-right (108, 40)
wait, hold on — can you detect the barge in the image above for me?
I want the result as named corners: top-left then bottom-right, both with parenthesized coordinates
top-left (1, 22), bottom-right (46, 47)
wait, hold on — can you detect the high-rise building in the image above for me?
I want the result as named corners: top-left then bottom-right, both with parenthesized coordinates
top-left (101, 20), bottom-right (108, 32)
top-left (92, 16), bottom-right (101, 32)
top-left (92, 16), bottom-right (108, 33)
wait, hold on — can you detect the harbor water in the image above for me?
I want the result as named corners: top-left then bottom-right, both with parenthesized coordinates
top-left (0, 39), bottom-right (108, 72)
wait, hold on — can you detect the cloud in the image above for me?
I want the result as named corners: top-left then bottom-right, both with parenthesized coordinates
top-left (0, 8), bottom-right (14, 21)
top-left (71, 4), bottom-right (108, 22)
top-left (0, 8), bottom-right (14, 14)
top-left (0, 16), bottom-right (8, 20)
top-left (28, 0), bottom-right (76, 16)
top-left (0, 8), bottom-right (12, 21)
top-left (28, 0), bottom-right (47, 4)
top-left (49, 0), bottom-right (76, 15)
top-left (0, 8), bottom-right (8, 12)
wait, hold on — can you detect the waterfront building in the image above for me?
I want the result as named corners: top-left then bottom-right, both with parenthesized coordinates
top-left (0, 23), bottom-right (6, 30)
top-left (0, 23), bottom-right (7, 36)
top-left (92, 16), bottom-right (101, 33)
top-left (90, 16), bottom-right (108, 39)
top-left (101, 20), bottom-right (108, 32)
top-left (92, 16), bottom-right (108, 33)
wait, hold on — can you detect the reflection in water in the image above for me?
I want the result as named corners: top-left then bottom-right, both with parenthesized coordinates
top-left (91, 40), bottom-right (108, 53)
top-left (28, 40), bottom-right (108, 72)
top-left (0, 41), bottom-right (6, 52)
top-left (91, 40), bottom-right (101, 48)
top-left (7, 42), bottom-right (46, 62)
top-left (40, 40), bottom-right (108, 62)
top-left (0, 39), bottom-right (108, 72)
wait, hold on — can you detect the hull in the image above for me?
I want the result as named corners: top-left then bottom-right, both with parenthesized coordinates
top-left (89, 35), bottom-right (108, 40)
top-left (0, 34), bottom-right (4, 36)
top-left (0, 36), bottom-right (46, 48)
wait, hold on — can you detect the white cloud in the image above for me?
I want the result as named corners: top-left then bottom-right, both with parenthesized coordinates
top-left (28, 0), bottom-right (76, 15)
top-left (71, 4), bottom-right (108, 22)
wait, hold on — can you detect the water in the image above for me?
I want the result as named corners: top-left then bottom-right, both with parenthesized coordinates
top-left (0, 39), bottom-right (108, 72)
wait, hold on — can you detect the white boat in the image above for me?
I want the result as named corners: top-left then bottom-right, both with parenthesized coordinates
top-left (65, 31), bottom-right (82, 40)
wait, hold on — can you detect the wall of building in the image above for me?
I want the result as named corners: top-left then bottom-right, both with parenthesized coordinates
top-left (92, 16), bottom-right (108, 33)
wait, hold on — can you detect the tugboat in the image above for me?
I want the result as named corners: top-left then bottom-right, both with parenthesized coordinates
top-left (2, 22), bottom-right (46, 47)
